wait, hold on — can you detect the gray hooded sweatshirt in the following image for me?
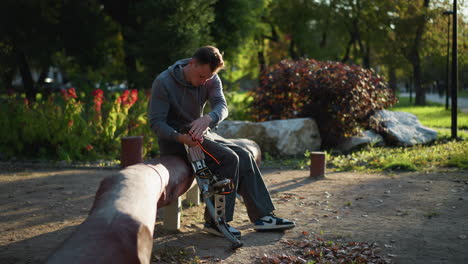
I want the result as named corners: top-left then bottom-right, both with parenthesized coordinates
top-left (148, 58), bottom-right (228, 154)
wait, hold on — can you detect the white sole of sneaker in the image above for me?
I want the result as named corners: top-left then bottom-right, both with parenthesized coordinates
top-left (203, 226), bottom-right (242, 239)
top-left (203, 227), bottom-right (224, 237)
top-left (254, 224), bottom-right (296, 231)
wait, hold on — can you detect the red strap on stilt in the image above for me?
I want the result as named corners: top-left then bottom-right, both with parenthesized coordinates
top-left (189, 132), bottom-right (221, 165)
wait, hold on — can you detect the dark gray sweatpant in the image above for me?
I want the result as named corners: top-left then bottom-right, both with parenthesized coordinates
top-left (200, 132), bottom-right (276, 223)
top-left (161, 132), bottom-right (275, 223)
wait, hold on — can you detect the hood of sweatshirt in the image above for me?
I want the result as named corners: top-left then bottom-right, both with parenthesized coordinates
top-left (168, 58), bottom-right (195, 89)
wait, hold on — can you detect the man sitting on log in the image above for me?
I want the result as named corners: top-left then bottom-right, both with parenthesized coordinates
top-left (148, 45), bottom-right (295, 238)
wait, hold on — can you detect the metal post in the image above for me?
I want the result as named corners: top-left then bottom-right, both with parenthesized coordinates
top-left (443, 10), bottom-right (453, 110)
top-left (451, 0), bottom-right (458, 139)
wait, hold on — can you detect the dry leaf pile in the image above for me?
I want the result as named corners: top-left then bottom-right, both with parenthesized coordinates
top-left (257, 233), bottom-right (392, 264)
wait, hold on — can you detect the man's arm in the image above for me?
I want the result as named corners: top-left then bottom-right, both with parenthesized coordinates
top-left (148, 78), bottom-right (199, 147)
top-left (206, 74), bottom-right (228, 128)
top-left (189, 75), bottom-right (228, 139)
top-left (148, 78), bottom-right (178, 141)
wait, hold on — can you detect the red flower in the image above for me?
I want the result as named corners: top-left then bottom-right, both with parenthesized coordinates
top-left (127, 89), bottom-right (138, 107)
top-left (23, 98), bottom-right (29, 106)
top-left (119, 90), bottom-right (130, 105)
top-left (92, 89), bottom-right (104, 115)
top-left (119, 89), bottom-right (139, 108)
top-left (67, 120), bottom-right (74, 128)
top-left (67, 87), bottom-right (77, 99)
top-left (85, 145), bottom-right (94, 151)
top-left (92, 89), bottom-right (104, 98)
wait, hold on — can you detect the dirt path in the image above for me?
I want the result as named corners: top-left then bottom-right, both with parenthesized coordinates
top-left (0, 165), bottom-right (467, 263)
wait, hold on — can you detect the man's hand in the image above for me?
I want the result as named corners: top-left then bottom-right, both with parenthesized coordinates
top-left (177, 134), bottom-right (204, 161)
top-left (190, 115), bottom-right (212, 140)
top-left (177, 134), bottom-right (198, 147)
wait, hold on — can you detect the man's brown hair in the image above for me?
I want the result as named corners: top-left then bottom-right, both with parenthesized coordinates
top-left (192, 46), bottom-right (225, 73)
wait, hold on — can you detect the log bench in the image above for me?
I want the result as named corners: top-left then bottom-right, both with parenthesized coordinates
top-left (46, 138), bottom-right (260, 264)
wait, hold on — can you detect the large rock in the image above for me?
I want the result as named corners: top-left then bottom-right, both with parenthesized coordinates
top-left (214, 118), bottom-right (321, 156)
top-left (335, 130), bottom-right (384, 153)
top-left (372, 110), bottom-right (437, 146)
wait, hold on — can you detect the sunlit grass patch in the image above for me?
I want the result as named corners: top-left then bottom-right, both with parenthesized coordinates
top-left (261, 140), bottom-right (467, 173)
top-left (391, 97), bottom-right (468, 129)
top-left (327, 140), bottom-right (468, 172)
top-left (446, 153), bottom-right (468, 169)
top-left (382, 160), bottom-right (418, 172)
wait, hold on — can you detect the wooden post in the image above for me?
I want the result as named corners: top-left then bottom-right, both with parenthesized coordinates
top-left (121, 136), bottom-right (143, 168)
top-left (186, 184), bottom-right (200, 206)
top-left (310, 152), bottom-right (326, 178)
top-left (163, 198), bottom-right (181, 231)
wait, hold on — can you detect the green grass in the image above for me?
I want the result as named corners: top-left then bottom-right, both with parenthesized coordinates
top-left (390, 97), bottom-right (468, 129)
top-left (326, 140), bottom-right (468, 172)
top-left (263, 140), bottom-right (468, 172)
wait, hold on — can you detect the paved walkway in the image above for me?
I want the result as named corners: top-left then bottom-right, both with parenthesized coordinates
top-left (399, 93), bottom-right (468, 113)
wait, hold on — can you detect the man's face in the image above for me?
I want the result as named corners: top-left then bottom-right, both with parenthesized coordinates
top-left (190, 62), bottom-right (215, 87)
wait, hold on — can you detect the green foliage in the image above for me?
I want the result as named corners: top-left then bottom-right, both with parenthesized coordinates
top-left (0, 89), bottom-right (156, 161)
top-left (224, 91), bottom-right (254, 121)
top-left (129, 0), bottom-right (216, 88)
top-left (211, 0), bottom-right (268, 64)
top-left (251, 59), bottom-right (398, 147)
top-left (0, 0), bottom-right (121, 93)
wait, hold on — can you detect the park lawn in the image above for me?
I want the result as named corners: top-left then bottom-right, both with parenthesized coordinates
top-left (263, 139), bottom-right (468, 173)
top-left (390, 97), bottom-right (468, 129)
top-left (263, 96), bottom-right (468, 172)
top-left (326, 140), bottom-right (468, 172)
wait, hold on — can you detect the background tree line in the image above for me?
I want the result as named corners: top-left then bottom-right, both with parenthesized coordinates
top-left (0, 0), bottom-right (467, 105)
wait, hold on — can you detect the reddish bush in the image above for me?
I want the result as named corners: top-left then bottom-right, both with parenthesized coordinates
top-left (251, 59), bottom-right (397, 148)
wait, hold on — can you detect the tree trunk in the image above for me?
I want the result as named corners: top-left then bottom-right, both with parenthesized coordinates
top-left (362, 42), bottom-right (370, 69)
top-left (1, 67), bottom-right (15, 93)
top-left (258, 49), bottom-right (266, 74)
top-left (412, 58), bottom-right (426, 105)
top-left (341, 36), bottom-right (354, 63)
top-left (388, 65), bottom-right (397, 92)
top-left (15, 48), bottom-right (36, 102)
top-left (289, 38), bottom-right (298, 60)
top-left (123, 44), bottom-right (138, 89)
top-left (405, 0), bottom-right (430, 105)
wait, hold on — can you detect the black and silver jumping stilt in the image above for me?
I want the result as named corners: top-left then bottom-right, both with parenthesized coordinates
top-left (185, 144), bottom-right (243, 249)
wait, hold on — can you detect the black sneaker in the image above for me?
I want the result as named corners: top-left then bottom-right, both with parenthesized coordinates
top-left (253, 213), bottom-right (296, 231)
top-left (203, 222), bottom-right (241, 238)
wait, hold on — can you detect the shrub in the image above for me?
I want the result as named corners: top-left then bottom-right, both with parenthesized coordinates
top-left (0, 88), bottom-right (157, 162)
top-left (251, 59), bottom-right (397, 148)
